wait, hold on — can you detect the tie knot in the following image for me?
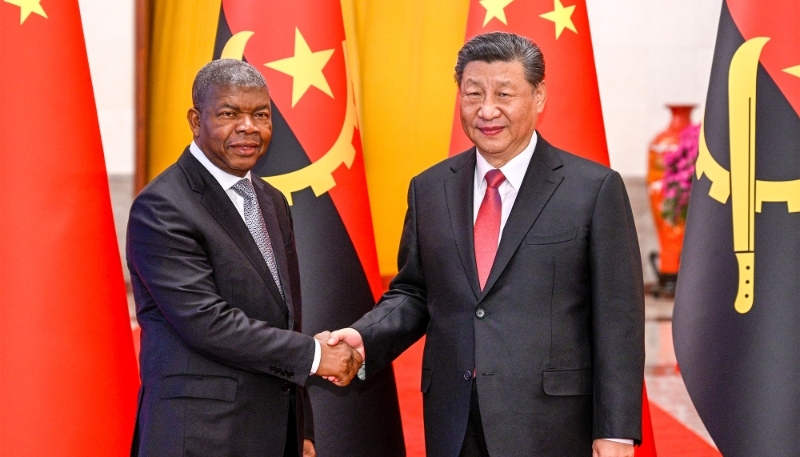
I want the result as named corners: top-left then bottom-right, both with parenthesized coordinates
top-left (484, 169), bottom-right (506, 189)
top-left (232, 178), bottom-right (255, 198)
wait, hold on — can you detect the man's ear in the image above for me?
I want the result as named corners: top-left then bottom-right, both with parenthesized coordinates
top-left (534, 81), bottom-right (547, 113)
top-left (187, 107), bottom-right (201, 138)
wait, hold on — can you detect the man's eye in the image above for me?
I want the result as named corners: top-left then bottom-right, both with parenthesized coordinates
top-left (220, 111), bottom-right (236, 118)
top-left (254, 112), bottom-right (270, 119)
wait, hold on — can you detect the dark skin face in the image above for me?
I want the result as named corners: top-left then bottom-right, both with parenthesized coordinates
top-left (188, 85), bottom-right (273, 177)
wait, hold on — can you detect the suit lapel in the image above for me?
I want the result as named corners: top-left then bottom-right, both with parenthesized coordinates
top-left (444, 150), bottom-right (481, 299)
top-left (178, 151), bottom-right (288, 315)
top-left (252, 177), bottom-right (294, 326)
top-left (480, 138), bottom-right (564, 300)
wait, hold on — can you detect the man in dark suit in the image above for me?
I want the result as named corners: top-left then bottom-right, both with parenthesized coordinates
top-left (325, 32), bottom-right (644, 456)
top-left (127, 59), bottom-right (362, 457)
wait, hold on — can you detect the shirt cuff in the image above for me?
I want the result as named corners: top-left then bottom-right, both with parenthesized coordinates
top-left (602, 438), bottom-right (634, 445)
top-left (309, 339), bottom-right (321, 374)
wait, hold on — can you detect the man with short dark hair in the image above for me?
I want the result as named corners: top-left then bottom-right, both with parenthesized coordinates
top-left (326, 32), bottom-right (644, 457)
top-left (127, 59), bottom-right (362, 457)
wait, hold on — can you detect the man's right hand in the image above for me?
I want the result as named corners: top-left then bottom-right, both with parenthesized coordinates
top-left (313, 331), bottom-right (362, 386)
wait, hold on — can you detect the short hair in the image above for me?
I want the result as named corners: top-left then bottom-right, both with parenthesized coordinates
top-left (454, 32), bottom-right (545, 88)
top-left (192, 59), bottom-right (267, 109)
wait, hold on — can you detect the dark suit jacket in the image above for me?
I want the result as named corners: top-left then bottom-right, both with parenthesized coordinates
top-left (127, 149), bottom-right (315, 457)
top-left (352, 136), bottom-right (645, 456)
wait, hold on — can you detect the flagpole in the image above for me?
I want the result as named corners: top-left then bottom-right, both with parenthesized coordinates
top-left (134, 0), bottom-right (150, 194)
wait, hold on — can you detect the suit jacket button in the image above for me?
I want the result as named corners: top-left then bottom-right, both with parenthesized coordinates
top-left (287, 371), bottom-right (294, 378)
top-left (463, 371), bottom-right (472, 381)
top-left (475, 308), bottom-right (485, 319)
top-left (281, 382), bottom-right (291, 392)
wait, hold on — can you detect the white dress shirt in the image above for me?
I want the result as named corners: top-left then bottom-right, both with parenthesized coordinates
top-left (471, 135), bottom-right (633, 447)
top-left (473, 132), bottom-right (538, 235)
top-left (189, 143), bottom-right (322, 374)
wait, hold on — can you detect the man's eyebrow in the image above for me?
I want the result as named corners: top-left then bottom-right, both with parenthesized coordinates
top-left (463, 77), bottom-right (513, 86)
top-left (215, 103), bottom-right (271, 111)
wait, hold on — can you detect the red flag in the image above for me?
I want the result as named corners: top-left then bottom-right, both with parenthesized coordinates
top-left (451, 2), bottom-right (656, 454)
top-left (450, 0), bottom-right (608, 165)
top-left (0, 1), bottom-right (139, 455)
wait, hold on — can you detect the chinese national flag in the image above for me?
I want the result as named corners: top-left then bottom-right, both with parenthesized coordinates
top-left (0, 1), bottom-right (139, 455)
top-left (215, 1), bottom-right (406, 455)
top-left (451, 2), bottom-right (656, 455)
top-left (449, 0), bottom-right (608, 166)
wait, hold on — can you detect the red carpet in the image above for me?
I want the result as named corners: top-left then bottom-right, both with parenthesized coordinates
top-left (649, 402), bottom-right (721, 457)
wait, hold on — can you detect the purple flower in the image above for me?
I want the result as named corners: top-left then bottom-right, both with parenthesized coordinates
top-left (661, 123), bottom-right (700, 225)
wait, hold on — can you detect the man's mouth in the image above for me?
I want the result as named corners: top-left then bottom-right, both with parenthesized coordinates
top-left (478, 126), bottom-right (503, 136)
top-left (229, 142), bottom-right (261, 155)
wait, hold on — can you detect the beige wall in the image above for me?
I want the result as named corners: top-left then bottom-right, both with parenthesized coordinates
top-left (78, 0), bottom-right (134, 175)
top-left (588, 0), bottom-right (720, 176)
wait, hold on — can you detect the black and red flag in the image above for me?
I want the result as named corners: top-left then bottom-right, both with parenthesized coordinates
top-left (210, 1), bottom-right (405, 455)
top-left (673, 1), bottom-right (800, 455)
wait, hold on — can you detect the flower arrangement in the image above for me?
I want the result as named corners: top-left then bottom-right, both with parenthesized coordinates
top-left (661, 123), bottom-right (700, 226)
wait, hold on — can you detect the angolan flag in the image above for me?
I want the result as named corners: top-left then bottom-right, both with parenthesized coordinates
top-left (673, 1), bottom-right (800, 456)
top-left (142, 0), bottom-right (405, 455)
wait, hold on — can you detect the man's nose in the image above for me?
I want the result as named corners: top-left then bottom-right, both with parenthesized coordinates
top-left (236, 114), bottom-right (258, 132)
top-left (477, 97), bottom-right (501, 119)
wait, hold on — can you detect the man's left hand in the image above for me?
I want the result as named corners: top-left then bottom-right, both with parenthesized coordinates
top-left (592, 439), bottom-right (634, 457)
top-left (303, 439), bottom-right (316, 457)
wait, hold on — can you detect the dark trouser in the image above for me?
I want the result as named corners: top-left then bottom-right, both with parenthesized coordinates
top-left (459, 380), bottom-right (491, 457)
top-left (284, 393), bottom-right (299, 457)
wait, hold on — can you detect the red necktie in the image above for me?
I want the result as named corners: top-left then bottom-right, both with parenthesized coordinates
top-left (474, 169), bottom-right (506, 290)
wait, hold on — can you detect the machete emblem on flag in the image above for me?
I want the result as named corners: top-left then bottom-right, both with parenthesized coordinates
top-left (695, 37), bottom-right (800, 314)
top-left (222, 32), bottom-right (358, 205)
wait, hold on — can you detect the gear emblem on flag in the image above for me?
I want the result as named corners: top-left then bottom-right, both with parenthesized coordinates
top-left (221, 32), bottom-right (357, 205)
top-left (695, 37), bottom-right (800, 313)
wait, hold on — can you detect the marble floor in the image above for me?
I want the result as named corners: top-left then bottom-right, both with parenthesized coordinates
top-left (109, 174), bottom-right (717, 450)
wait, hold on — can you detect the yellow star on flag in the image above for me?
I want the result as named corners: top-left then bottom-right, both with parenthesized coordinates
top-left (4, 0), bottom-right (47, 24)
top-left (784, 65), bottom-right (800, 78)
top-left (265, 28), bottom-right (335, 107)
top-left (540, 0), bottom-right (577, 39)
top-left (480, 0), bottom-right (514, 27)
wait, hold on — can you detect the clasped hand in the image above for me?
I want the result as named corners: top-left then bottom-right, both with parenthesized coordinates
top-left (313, 329), bottom-right (364, 386)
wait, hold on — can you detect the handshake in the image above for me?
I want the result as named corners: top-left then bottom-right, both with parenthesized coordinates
top-left (312, 328), bottom-right (364, 386)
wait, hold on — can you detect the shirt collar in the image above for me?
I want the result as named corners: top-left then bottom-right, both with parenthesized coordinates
top-left (475, 131), bottom-right (538, 191)
top-left (189, 141), bottom-right (252, 191)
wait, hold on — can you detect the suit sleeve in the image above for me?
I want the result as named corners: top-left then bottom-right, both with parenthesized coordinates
top-left (351, 177), bottom-right (429, 376)
top-left (127, 190), bottom-right (316, 385)
top-left (589, 171), bottom-right (645, 443)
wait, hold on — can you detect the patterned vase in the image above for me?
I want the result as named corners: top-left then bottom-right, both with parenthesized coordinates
top-left (646, 104), bottom-right (694, 296)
